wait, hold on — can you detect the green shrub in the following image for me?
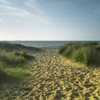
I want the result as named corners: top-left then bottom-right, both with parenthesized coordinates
top-left (63, 46), bottom-right (74, 58)
top-left (0, 42), bottom-right (36, 82)
top-left (21, 50), bottom-right (27, 57)
top-left (0, 50), bottom-right (34, 82)
top-left (13, 50), bottom-right (21, 56)
top-left (4, 68), bottom-right (30, 81)
top-left (0, 67), bottom-right (30, 82)
top-left (59, 45), bottom-right (67, 54)
top-left (71, 47), bottom-right (84, 62)
top-left (0, 52), bottom-right (25, 68)
top-left (59, 42), bottom-right (100, 66)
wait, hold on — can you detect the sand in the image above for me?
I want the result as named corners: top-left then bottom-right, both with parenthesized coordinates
top-left (0, 49), bottom-right (100, 100)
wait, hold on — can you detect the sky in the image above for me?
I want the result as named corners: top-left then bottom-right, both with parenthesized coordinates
top-left (0, 0), bottom-right (100, 41)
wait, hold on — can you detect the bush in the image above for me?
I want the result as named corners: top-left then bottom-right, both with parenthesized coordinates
top-left (21, 50), bottom-right (27, 57)
top-left (63, 46), bottom-right (74, 58)
top-left (0, 51), bottom-right (25, 68)
top-left (0, 50), bottom-right (34, 82)
top-left (0, 67), bottom-right (30, 82)
top-left (4, 68), bottom-right (30, 81)
top-left (71, 47), bottom-right (84, 62)
top-left (59, 42), bottom-right (100, 66)
top-left (14, 50), bottom-right (34, 60)
top-left (0, 42), bottom-right (36, 82)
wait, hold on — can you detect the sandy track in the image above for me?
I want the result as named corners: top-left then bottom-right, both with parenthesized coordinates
top-left (0, 49), bottom-right (100, 100)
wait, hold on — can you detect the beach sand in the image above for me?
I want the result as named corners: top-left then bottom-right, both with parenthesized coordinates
top-left (0, 49), bottom-right (100, 100)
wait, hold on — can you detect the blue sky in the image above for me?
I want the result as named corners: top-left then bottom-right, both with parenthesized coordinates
top-left (0, 0), bottom-right (100, 40)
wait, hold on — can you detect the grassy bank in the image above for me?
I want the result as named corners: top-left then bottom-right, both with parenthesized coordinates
top-left (0, 50), bottom-right (34, 82)
top-left (59, 42), bottom-right (100, 66)
top-left (0, 41), bottom-right (42, 52)
top-left (0, 41), bottom-right (43, 82)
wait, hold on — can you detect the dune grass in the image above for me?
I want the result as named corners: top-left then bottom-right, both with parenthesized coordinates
top-left (0, 67), bottom-right (30, 82)
top-left (0, 41), bottom-right (43, 82)
top-left (0, 41), bottom-right (42, 52)
top-left (0, 50), bottom-right (34, 82)
top-left (59, 42), bottom-right (100, 66)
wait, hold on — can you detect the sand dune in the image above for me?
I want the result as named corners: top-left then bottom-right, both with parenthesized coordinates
top-left (0, 49), bottom-right (100, 100)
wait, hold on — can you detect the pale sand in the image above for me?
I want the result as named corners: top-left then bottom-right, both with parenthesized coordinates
top-left (0, 49), bottom-right (100, 100)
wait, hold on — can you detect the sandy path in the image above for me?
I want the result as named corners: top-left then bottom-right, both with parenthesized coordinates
top-left (0, 49), bottom-right (100, 100)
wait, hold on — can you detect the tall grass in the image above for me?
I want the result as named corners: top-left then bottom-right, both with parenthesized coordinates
top-left (0, 67), bottom-right (30, 82)
top-left (59, 42), bottom-right (100, 66)
top-left (0, 50), bottom-right (34, 82)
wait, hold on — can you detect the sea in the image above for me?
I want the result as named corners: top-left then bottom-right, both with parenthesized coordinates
top-left (9, 41), bottom-right (100, 48)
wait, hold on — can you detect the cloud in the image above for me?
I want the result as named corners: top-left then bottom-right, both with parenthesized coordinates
top-left (0, 0), bottom-right (9, 4)
top-left (0, 18), bottom-right (5, 23)
top-left (0, 5), bottom-right (31, 17)
top-left (24, 0), bottom-right (51, 24)
top-left (0, 0), bottom-right (51, 24)
top-left (24, 0), bottom-right (43, 14)
top-left (0, 5), bottom-right (49, 24)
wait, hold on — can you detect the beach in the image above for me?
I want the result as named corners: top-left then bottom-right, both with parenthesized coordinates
top-left (0, 48), bottom-right (100, 100)
top-left (0, 0), bottom-right (100, 99)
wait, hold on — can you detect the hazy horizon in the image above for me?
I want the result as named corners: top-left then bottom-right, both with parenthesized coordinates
top-left (1, 39), bottom-right (100, 41)
top-left (0, 0), bottom-right (100, 40)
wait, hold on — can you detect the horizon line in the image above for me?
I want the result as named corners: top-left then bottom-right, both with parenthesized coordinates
top-left (0, 40), bottom-right (100, 41)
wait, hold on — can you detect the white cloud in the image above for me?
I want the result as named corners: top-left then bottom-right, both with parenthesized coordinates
top-left (24, 0), bottom-right (51, 24)
top-left (24, 0), bottom-right (42, 14)
top-left (0, 18), bottom-right (5, 23)
top-left (0, 5), bottom-right (31, 17)
top-left (0, 0), bottom-right (51, 24)
top-left (0, 5), bottom-right (49, 24)
top-left (0, 0), bottom-right (9, 4)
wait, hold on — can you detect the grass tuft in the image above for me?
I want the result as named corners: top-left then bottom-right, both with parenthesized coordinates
top-left (59, 42), bottom-right (100, 66)
top-left (0, 49), bottom-right (34, 82)
top-left (0, 67), bottom-right (30, 82)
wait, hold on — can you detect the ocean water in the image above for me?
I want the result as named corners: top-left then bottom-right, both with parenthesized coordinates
top-left (10, 41), bottom-right (100, 48)
top-left (10, 41), bottom-right (69, 48)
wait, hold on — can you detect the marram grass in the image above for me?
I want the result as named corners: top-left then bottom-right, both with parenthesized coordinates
top-left (0, 67), bottom-right (30, 82)
top-left (59, 42), bottom-right (100, 66)
top-left (0, 50), bottom-right (34, 82)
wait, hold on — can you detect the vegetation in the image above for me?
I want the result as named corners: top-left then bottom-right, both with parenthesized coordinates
top-left (0, 41), bottom-right (42, 52)
top-left (1, 44), bottom-right (100, 99)
top-left (0, 67), bottom-right (30, 82)
top-left (59, 42), bottom-right (100, 66)
top-left (0, 50), bottom-right (34, 82)
top-left (0, 41), bottom-right (39, 82)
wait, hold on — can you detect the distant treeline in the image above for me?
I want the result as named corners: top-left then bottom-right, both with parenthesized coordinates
top-left (59, 42), bottom-right (100, 66)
